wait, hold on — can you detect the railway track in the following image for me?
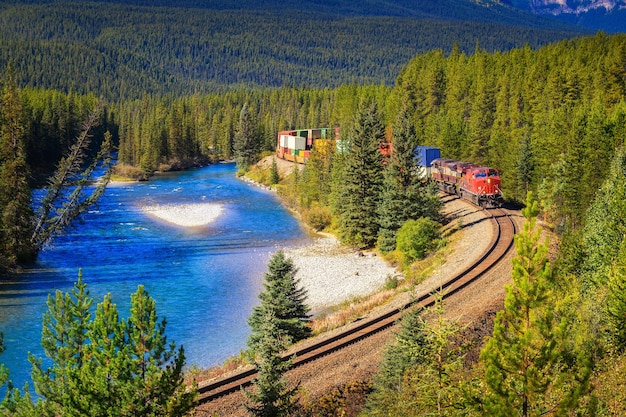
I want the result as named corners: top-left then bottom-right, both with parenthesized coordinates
top-left (196, 206), bottom-right (517, 405)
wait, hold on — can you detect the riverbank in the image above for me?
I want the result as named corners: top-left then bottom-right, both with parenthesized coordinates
top-left (283, 235), bottom-right (398, 316)
top-left (276, 196), bottom-right (492, 318)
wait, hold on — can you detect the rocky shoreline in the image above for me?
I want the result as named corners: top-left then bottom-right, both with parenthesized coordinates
top-left (282, 235), bottom-right (398, 316)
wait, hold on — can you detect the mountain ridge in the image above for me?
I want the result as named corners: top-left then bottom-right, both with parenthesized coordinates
top-left (503, 0), bottom-right (626, 32)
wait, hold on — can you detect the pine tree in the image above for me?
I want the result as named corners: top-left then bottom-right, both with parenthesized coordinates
top-left (0, 64), bottom-right (35, 269)
top-left (480, 193), bottom-right (592, 416)
top-left (30, 107), bottom-right (114, 252)
top-left (233, 103), bottom-right (258, 172)
top-left (248, 250), bottom-right (311, 351)
top-left (378, 101), bottom-right (440, 253)
top-left (244, 310), bottom-right (298, 417)
top-left (26, 274), bottom-right (196, 417)
top-left (117, 285), bottom-right (196, 416)
top-left (333, 100), bottom-right (384, 249)
top-left (28, 271), bottom-right (93, 416)
top-left (363, 297), bottom-right (469, 417)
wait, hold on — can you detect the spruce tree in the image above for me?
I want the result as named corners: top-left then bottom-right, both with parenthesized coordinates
top-left (377, 101), bottom-right (428, 253)
top-left (0, 65), bottom-right (35, 269)
top-left (333, 100), bottom-right (384, 249)
top-left (269, 157), bottom-right (280, 185)
top-left (371, 308), bottom-right (430, 392)
top-left (248, 250), bottom-right (311, 351)
top-left (516, 133), bottom-right (534, 199)
top-left (244, 310), bottom-right (298, 417)
top-left (233, 103), bottom-right (258, 172)
top-left (480, 193), bottom-right (592, 416)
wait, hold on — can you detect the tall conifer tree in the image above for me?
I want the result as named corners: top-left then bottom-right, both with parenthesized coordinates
top-left (480, 193), bottom-right (592, 416)
top-left (0, 65), bottom-right (35, 269)
top-left (333, 100), bottom-right (384, 249)
top-left (245, 311), bottom-right (298, 417)
top-left (234, 103), bottom-right (258, 172)
top-left (248, 250), bottom-right (311, 351)
top-left (378, 101), bottom-right (440, 253)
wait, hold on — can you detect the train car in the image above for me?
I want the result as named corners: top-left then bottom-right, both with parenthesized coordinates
top-left (429, 155), bottom-right (503, 208)
top-left (415, 146), bottom-right (441, 178)
top-left (276, 126), bottom-right (393, 163)
top-left (276, 128), bottom-right (336, 164)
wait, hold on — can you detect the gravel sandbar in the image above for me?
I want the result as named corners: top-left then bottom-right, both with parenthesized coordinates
top-left (283, 236), bottom-right (398, 315)
top-left (142, 203), bottom-right (223, 227)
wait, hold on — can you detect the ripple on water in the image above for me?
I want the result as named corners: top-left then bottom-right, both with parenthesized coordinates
top-left (1, 163), bottom-right (310, 389)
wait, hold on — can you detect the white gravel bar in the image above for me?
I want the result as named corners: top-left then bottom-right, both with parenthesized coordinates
top-left (283, 235), bottom-right (398, 314)
top-left (142, 203), bottom-right (224, 227)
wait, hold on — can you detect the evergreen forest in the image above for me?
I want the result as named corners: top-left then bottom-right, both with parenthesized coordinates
top-left (0, 0), bottom-right (587, 100)
top-left (2, 0), bottom-right (626, 414)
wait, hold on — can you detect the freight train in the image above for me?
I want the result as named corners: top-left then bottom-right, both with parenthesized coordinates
top-left (416, 146), bottom-right (503, 208)
top-left (275, 129), bottom-right (503, 208)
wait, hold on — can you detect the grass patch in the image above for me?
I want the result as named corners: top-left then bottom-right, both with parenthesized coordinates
top-left (186, 351), bottom-right (249, 385)
top-left (310, 289), bottom-right (397, 335)
top-left (246, 163), bottom-right (271, 185)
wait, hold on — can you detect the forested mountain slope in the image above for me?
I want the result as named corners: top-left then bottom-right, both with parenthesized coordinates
top-left (0, 0), bottom-right (588, 100)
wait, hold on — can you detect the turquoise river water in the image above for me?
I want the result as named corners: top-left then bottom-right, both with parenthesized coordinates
top-left (0, 163), bottom-right (311, 390)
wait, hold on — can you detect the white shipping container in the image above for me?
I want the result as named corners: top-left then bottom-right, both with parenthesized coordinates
top-left (418, 166), bottom-right (431, 179)
top-left (287, 135), bottom-right (306, 150)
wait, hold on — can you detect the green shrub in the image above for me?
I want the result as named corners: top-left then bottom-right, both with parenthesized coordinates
top-left (396, 217), bottom-right (441, 265)
top-left (384, 274), bottom-right (400, 290)
top-left (305, 204), bottom-right (332, 231)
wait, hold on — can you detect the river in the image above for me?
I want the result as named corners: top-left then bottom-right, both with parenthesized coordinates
top-left (0, 163), bottom-right (311, 390)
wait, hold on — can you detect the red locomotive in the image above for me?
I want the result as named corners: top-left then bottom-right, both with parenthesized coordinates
top-left (416, 147), bottom-right (502, 208)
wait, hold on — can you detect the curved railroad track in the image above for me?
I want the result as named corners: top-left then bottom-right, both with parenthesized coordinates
top-left (196, 205), bottom-right (517, 405)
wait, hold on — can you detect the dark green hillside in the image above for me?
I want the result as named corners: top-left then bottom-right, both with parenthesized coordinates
top-left (21, 0), bottom-right (587, 28)
top-left (0, 0), bottom-right (587, 100)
